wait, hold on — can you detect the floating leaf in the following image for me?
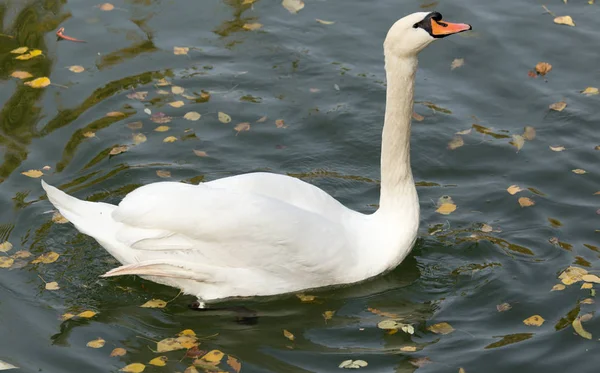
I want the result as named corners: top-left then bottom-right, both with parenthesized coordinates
top-left (10, 46), bottom-right (28, 54)
top-left (111, 348), bottom-right (127, 357)
top-left (581, 283), bottom-right (593, 289)
top-left (581, 87), bottom-right (599, 95)
top-left (296, 294), bottom-right (315, 302)
top-left (218, 112), bottom-right (231, 123)
top-left (120, 363), bottom-right (145, 373)
top-left (99, 3), bottom-right (115, 11)
top-left (573, 318), bottom-right (592, 339)
top-left (552, 284), bottom-right (566, 291)
top-left (234, 122), bottom-right (250, 134)
top-left (451, 58), bottom-right (464, 70)
top-left (87, 338), bottom-right (105, 348)
top-left (45, 281), bottom-right (60, 291)
top-left (184, 112), bottom-right (201, 121)
top-left (282, 0), bottom-right (304, 13)
top-left (10, 71), bottom-right (33, 79)
top-left (163, 136), bottom-right (177, 143)
top-left (106, 111), bottom-right (125, 117)
top-left (283, 329), bottom-right (295, 341)
top-left (156, 170), bottom-right (171, 178)
top-left (78, 310), bottom-right (97, 318)
top-left (243, 23), bottom-right (263, 30)
top-left (323, 310), bottom-right (335, 321)
top-left (510, 134), bottom-right (525, 152)
top-left (518, 197), bottom-right (534, 207)
top-left (15, 50), bottom-right (42, 60)
top-left (572, 169), bottom-right (586, 174)
top-left (174, 46), bottom-right (189, 55)
top-left (554, 15), bottom-right (575, 26)
top-left (24, 77), bottom-right (50, 88)
top-left (171, 86), bottom-right (184, 95)
top-left (436, 203), bottom-right (456, 215)
top-left (184, 367), bottom-right (199, 373)
top-left (110, 145), bottom-right (128, 155)
top-left (127, 91), bottom-right (148, 100)
top-left (316, 18), bottom-right (335, 25)
top-left (0, 242), bottom-right (13, 253)
top-left (127, 121), bottom-right (143, 130)
top-left (448, 136), bottom-right (464, 150)
top-left (227, 356), bottom-right (241, 373)
top-left (169, 100), bottom-right (185, 108)
top-left (132, 133), bottom-right (147, 145)
top-left (507, 185), bottom-right (522, 195)
top-left (21, 169), bottom-right (43, 178)
top-left (31, 251), bottom-right (60, 264)
top-left (179, 329), bottom-right (196, 337)
top-left (0, 257), bottom-right (14, 268)
top-left (176, 335), bottom-right (198, 349)
top-left (523, 126), bottom-right (536, 141)
top-left (156, 338), bottom-right (185, 353)
top-left (412, 112), bottom-right (424, 121)
top-left (202, 350), bottom-right (224, 363)
top-left (275, 119), bottom-right (286, 128)
top-left (193, 150), bottom-right (208, 157)
top-left (339, 360), bottom-right (368, 369)
top-left (523, 315), bottom-right (544, 326)
top-left (409, 357), bottom-right (432, 368)
top-left (68, 65), bottom-right (85, 73)
top-left (82, 131), bottom-right (95, 138)
top-left (149, 357), bottom-right (167, 367)
top-left (400, 346), bottom-right (417, 352)
top-left (140, 299), bottom-right (167, 308)
top-left (550, 145), bottom-right (565, 152)
top-left (535, 62), bottom-right (552, 76)
top-left (0, 360), bottom-right (18, 370)
top-left (154, 125), bottom-right (170, 132)
top-left (549, 101), bottom-right (567, 111)
top-left (401, 324), bottom-right (415, 334)
top-left (427, 322), bottom-right (454, 335)
top-left (580, 313), bottom-right (593, 322)
top-left (582, 274), bottom-right (600, 283)
top-left (581, 298), bottom-right (594, 304)
top-left (497, 303), bottom-right (512, 312)
top-left (481, 223), bottom-right (493, 233)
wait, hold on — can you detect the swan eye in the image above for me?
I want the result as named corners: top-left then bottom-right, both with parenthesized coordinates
top-left (412, 23), bottom-right (419, 29)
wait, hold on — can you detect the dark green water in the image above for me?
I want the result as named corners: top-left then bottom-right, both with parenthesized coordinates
top-left (1, 0), bottom-right (599, 372)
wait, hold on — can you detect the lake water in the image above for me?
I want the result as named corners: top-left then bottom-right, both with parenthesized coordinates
top-left (1, 0), bottom-right (599, 372)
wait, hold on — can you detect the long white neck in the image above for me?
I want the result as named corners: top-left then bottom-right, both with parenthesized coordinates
top-left (377, 53), bottom-right (418, 213)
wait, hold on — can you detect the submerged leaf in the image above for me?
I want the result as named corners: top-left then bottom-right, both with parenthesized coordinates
top-left (427, 322), bottom-right (454, 334)
top-left (447, 136), bottom-right (464, 150)
top-left (510, 134), bottom-right (525, 151)
top-left (451, 58), bottom-right (464, 70)
top-left (497, 303), bottom-right (512, 312)
top-left (110, 145), bottom-right (128, 155)
top-left (227, 356), bottom-right (242, 373)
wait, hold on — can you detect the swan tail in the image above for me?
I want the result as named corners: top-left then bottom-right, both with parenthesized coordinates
top-left (41, 180), bottom-right (117, 238)
top-left (101, 259), bottom-right (213, 282)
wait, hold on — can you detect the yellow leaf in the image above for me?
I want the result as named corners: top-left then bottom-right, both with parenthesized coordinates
top-left (551, 284), bottom-right (565, 291)
top-left (178, 329), bottom-right (196, 337)
top-left (459, 368), bottom-right (466, 373)
top-left (227, 356), bottom-right (242, 373)
top-left (507, 185), bottom-right (522, 195)
top-left (296, 294), bottom-right (316, 302)
top-left (0, 242), bottom-right (13, 253)
top-left (234, 122), bottom-right (250, 133)
top-left (132, 133), bottom-right (147, 144)
top-left (173, 46), bottom-right (190, 55)
top-left (68, 65), bottom-right (85, 73)
top-left (275, 119), bottom-right (286, 128)
top-left (11, 71), bottom-right (33, 79)
top-left (218, 112), bottom-right (232, 123)
top-left (518, 197), bottom-right (534, 207)
top-left (523, 126), bottom-right (536, 141)
top-left (28, 49), bottom-right (42, 57)
top-left (24, 77), bottom-right (50, 88)
top-left (184, 112), bottom-right (201, 121)
top-left (169, 100), bottom-right (185, 108)
top-left (581, 298), bottom-right (595, 304)
top-left (243, 23), bottom-right (263, 30)
top-left (436, 203), bottom-right (457, 215)
top-left (156, 78), bottom-right (170, 86)
top-left (31, 251), bottom-right (60, 264)
top-left (242, 0), bottom-right (256, 4)
top-left (0, 257), bottom-right (14, 268)
top-left (400, 346), bottom-right (417, 352)
top-left (149, 357), bottom-right (167, 367)
top-left (282, 0), bottom-right (304, 13)
top-left (448, 136), bottom-right (464, 150)
top-left (156, 338), bottom-right (185, 353)
top-left (581, 87), bottom-right (599, 95)
top-left (87, 338), bottom-right (105, 348)
top-left (572, 169), bottom-right (586, 174)
top-left (283, 329), bottom-right (295, 341)
top-left (78, 310), bottom-right (97, 318)
top-left (111, 348), bottom-right (127, 357)
top-left (193, 150), bottom-right (208, 157)
top-left (572, 318), bottom-right (592, 339)
top-left (554, 15), bottom-right (575, 26)
top-left (163, 136), bottom-right (178, 143)
top-left (21, 169), bottom-right (43, 178)
top-left (99, 3), bottom-right (115, 11)
top-left (154, 125), bottom-right (170, 132)
top-left (61, 313), bottom-right (75, 321)
top-left (110, 145), bottom-right (128, 155)
top-left (550, 145), bottom-right (565, 152)
top-left (10, 46), bottom-right (28, 54)
top-left (427, 322), bottom-right (455, 335)
top-left (581, 282), bottom-right (593, 289)
top-left (45, 281), bottom-right (60, 291)
top-left (523, 315), bottom-right (545, 326)
top-left (82, 131), bottom-right (95, 138)
top-left (451, 58), bottom-right (464, 70)
top-left (510, 134), bottom-right (525, 152)
top-left (156, 170), bottom-right (171, 178)
top-left (176, 335), bottom-right (198, 349)
top-left (106, 111), bottom-right (125, 117)
top-left (171, 86), bottom-right (185, 94)
top-left (184, 366), bottom-right (199, 373)
top-left (140, 299), bottom-right (167, 308)
top-left (120, 363), bottom-right (145, 373)
top-left (12, 250), bottom-right (31, 259)
top-left (202, 350), bottom-right (224, 363)
top-left (549, 101), bottom-right (567, 111)
top-left (582, 274), bottom-right (600, 283)
top-left (323, 310), bottom-right (335, 321)
top-left (316, 18), bottom-right (335, 25)
top-left (535, 62), bottom-right (552, 76)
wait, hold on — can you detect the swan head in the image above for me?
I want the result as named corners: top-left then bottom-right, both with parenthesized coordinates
top-left (384, 11), bottom-right (471, 57)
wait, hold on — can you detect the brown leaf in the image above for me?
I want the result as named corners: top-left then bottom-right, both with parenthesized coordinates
top-left (448, 136), bottom-right (464, 150)
top-left (518, 197), bottom-right (534, 207)
top-left (427, 322), bottom-right (454, 334)
top-left (227, 356), bottom-right (241, 373)
top-left (535, 62), bottom-right (552, 76)
top-left (109, 145), bottom-right (128, 155)
top-left (451, 58), bottom-right (464, 70)
top-left (11, 71), bottom-right (33, 79)
top-left (409, 357), bottom-right (432, 368)
top-left (99, 3), bottom-right (115, 11)
top-left (193, 150), bottom-right (208, 157)
top-left (367, 307), bottom-right (399, 318)
top-left (412, 112), bottom-right (424, 121)
top-left (507, 185), bottom-right (522, 195)
top-left (127, 121), bottom-right (143, 130)
top-left (549, 101), bottom-right (567, 111)
top-left (106, 111), bottom-right (125, 117)
top-left (234, 122), bottom-right (250, 134)
top-left (523, 126), bottom-right (536, 141)
top-left (111, 348), bottom-right (127, 357)
top-left (497, 303), bottom-right (512, 312)
top-left (296, 294), bottom-right (316, 302)
top-left (156, 170), bottom-right (171, 178)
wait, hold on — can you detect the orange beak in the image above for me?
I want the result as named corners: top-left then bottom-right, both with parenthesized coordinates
top-left (430, 19), bottom-right (472, 37)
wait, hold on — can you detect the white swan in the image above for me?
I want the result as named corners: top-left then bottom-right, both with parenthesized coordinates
top-left (42, 11), bottom-right (470, 303)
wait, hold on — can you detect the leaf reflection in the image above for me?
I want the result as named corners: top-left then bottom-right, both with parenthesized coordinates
top-left (485, 333), bottom-right (534, 349)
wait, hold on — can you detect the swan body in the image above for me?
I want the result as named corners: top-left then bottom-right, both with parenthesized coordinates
top-left (42, 11), bottom-right (470, 302)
